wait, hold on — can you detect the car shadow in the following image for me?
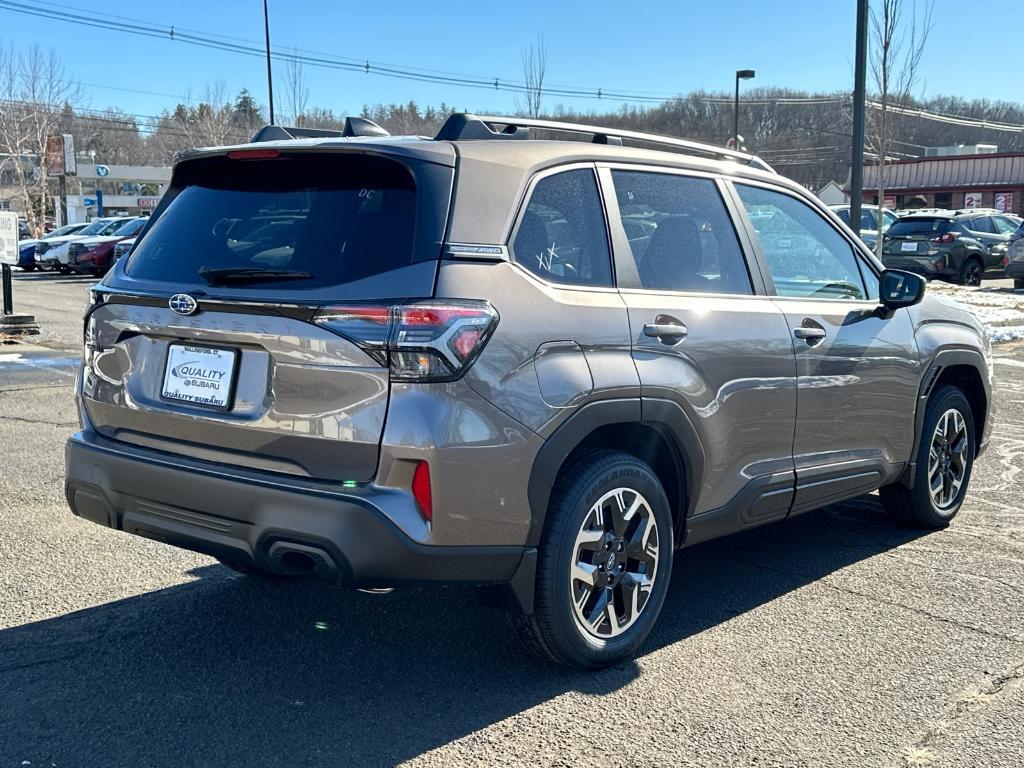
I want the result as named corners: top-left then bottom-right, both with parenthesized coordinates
top-left (0, 493), bottom-right (922, 766)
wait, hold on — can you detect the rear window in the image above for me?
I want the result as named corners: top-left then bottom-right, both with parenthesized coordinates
top-left (126, 154), bottom-right (417, 288)
top-left (887, 218), bottom-right (953, 236)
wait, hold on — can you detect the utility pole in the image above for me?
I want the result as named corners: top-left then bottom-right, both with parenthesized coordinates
top-left (263, 0), bottom-right (275, 125)
top-left (849, 0), bottom-right (869, 236)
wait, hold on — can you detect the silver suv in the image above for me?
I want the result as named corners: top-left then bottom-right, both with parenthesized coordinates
top-left (66, 115), bottom-right (994, 668)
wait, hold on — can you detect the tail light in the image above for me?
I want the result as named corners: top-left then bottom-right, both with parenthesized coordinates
top-left (930, 232), bottom-right (958, 244)
top-left (314, 300), bottom-right (498, 382)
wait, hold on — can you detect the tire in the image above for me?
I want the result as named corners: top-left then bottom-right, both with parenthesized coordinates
top-left (958, 257), bottom-right (983, 286)
top-left (880, 385), bottom-right (975, 529)
top-left (1015, 278), bottom-right (1024, 290)
top-left (21, 264), bottom-right (35, 272)
top-left (512, 450), bottom-right (674, 668)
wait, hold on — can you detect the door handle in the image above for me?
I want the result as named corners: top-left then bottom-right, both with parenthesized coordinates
top-left (793, 326), bottom-right (826, 342)
top-left (643, 322), bottom-right (687, 343)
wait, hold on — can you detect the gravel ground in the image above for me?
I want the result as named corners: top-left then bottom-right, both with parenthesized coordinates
top-left (1, 271), bottom-right (1023, 768)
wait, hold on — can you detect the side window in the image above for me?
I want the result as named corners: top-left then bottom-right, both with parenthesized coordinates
top-left (881, 210), bottom-right (898, 231)
top-left (511, 169), bottom-right (613, 287)
top-left (968, 216), bottom-right (997, 234)
top-left (993, 215), bottom-right (1020, 235)
top-left (610, 170), bottom-right (752, 294)
top-left (736, 184), bottom-right (868, 301)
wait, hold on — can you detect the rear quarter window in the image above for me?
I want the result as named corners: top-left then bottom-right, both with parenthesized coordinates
top-left (126, 154), bottom-right (419, 289)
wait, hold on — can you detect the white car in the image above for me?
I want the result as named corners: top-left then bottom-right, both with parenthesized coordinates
top-left (111, 236), bottom-right (137, 265)
top-left (36, 217), bottom-right (132, 272)
top-left (829, 204), bottom-right (899, 248)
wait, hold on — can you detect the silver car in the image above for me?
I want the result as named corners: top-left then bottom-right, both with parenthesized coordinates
top-left (66, 115), bottom-right (995, 667)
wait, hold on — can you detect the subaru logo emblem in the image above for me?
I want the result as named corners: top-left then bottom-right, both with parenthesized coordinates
top-left (168, 294), bottom-right (198, 316)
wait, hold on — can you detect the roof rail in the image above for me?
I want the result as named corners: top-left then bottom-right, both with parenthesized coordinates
top-left (251, 117), bottom-right (389, 143)
top-left (434, 113), bottom-right (774, 173)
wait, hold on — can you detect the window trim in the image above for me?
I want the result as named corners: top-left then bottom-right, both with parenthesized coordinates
top-left (596, 162), bottom-right (769, 297)
top-left (725, 178), bottom-right (882, 304)
top-left (505, 162), bottom-right (618, 293)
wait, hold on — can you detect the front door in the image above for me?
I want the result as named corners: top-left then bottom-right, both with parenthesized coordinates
top-left (602, 167), bottom-right (798, 524)
top-left (732, 182), bottom-right (921, 513)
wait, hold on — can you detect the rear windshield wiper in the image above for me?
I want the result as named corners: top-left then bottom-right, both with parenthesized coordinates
top-left (197, 267), bottom-right (313, 285)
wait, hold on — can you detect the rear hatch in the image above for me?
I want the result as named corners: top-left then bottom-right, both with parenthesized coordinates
top-left (82, 147), bottom-right (454, 481)
top-left (883, 217), bottom-right (952, 258)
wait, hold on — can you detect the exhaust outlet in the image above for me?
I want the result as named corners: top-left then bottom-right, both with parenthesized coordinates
top-left (266, 540), bottom-right (338, 579)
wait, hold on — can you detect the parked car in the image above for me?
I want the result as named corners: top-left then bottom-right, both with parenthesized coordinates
top-left (111, 236), bottom-right (136, 264)
top-left (17, 223), bottom-right (89, 271)
top-left (66, 115), bottom-right (993, 668)
top-left (37, 217), bottom-right (132, 273)
top-left (882, 212), bottom-right (1000, 285)
top-left (829, 204), bottom-right (898, 248)
top-left (1006, 221), bottom-right (1024, 289)
top-left (957, 211), bottom-right (1022, 276)
top-left (66, 217), bottom-right (148, 275)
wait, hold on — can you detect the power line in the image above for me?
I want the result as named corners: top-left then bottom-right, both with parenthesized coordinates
top-left (0, 0), bottom-right (852, 108)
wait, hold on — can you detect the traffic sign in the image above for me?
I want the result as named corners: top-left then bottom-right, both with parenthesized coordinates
top-left (0, 212), bottom-right (18, 265)
top-left (83, 197), bottom-right (96, 207)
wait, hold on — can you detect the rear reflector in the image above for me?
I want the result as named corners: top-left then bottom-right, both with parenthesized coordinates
top-left (412, 461), bottom-right (432, 522)
top-left (227, 149), bottom-right (281, 160)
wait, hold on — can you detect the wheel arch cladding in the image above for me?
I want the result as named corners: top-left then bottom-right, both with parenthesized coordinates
top-left (914, 350), bottom-right (990, 464)
top-left (525, 398), bottom-right (701, 548)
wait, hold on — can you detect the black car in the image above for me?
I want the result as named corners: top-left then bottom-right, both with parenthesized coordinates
top-left (882, 213), bottom-right (1001, 285)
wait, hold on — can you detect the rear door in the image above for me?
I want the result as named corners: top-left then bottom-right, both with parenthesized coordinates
top-left (963, 215), bottom-right (1006, 266)
top-left (602, 166), bottom-right (798, 523)
top-left (731, 182), bottom-right (920, 512)
top-left (83, 149), bottom-right (454, 482)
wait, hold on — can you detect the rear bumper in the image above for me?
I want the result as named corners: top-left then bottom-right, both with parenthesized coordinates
top-left (882, 256), bottom-right (953, 281)
top-left (65, 430), bottom-right (527, 587)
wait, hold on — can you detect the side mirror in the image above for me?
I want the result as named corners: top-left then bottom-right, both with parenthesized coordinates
top-left (880, 268), bottom-right (926, 311)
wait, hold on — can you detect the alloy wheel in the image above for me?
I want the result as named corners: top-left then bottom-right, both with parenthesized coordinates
top-left (965, 262), bottom-right (983, 286)
top-left (570, 487), bottom-right (660, 639)
top-left (928, 408), bottom-right (969, 510)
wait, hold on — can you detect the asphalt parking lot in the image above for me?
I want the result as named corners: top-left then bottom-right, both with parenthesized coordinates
top-left (2, 271), bottom-right (1023, 768)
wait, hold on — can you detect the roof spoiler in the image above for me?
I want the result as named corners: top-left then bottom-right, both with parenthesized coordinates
top-left (251, 117), bottom-right (389, 143)
top-left (434, 113), bottom-right (774, 172)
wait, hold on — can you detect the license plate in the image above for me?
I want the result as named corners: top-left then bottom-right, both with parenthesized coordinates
top-left (901, 241), bottom-right (919, 252)
top-left (161, 343), bottom-right (238, 410)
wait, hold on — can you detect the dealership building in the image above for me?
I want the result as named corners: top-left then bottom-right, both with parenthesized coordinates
top-left (62, 163), bottom-right (171, 224)
top-left (846, 150), bottom-right (1024, 214)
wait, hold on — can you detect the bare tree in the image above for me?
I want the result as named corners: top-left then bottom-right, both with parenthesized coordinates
top-left (517, 33), bottom-right (547, 118)
top-left (283, 48), bottom-right (308, 127)
top-left (0, 42), bottom-right (80, 234)
top-left (869, 0), bottom-right (934, 255)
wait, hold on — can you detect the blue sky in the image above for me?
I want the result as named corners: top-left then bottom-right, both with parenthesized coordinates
top-left (5, 0), bottom-right (1022, 120)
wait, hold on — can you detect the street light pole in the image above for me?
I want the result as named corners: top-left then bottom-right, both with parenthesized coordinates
top-left (734, 69), bottom-right (755, 149)
top-left (849, 0), bottom-right (869, 236)
top-left (263, 0), bottom-right (275, 125)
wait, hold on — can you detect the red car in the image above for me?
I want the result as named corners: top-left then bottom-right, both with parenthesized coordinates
top-left (67, 217), bottom-right (148, 275)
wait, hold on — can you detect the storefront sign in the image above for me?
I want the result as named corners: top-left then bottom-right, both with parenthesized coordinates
top-left (137, 197), bottom-right (161, 209)
top-left (994, 192), bottom-right (1014, 213)
top-left (963, 192), bottom-right (984, 209)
